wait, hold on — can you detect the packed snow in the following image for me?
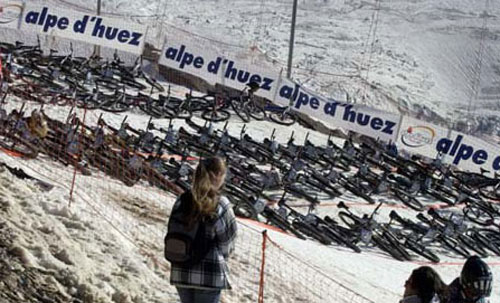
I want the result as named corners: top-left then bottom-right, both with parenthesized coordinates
top-left (1, 0), bottom-right (500, 302)
top-left (1, 102), bottom-right (500, 302)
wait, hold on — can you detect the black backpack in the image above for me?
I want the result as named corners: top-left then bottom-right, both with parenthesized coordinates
top-left (164, 192), bottom-right (215, 267)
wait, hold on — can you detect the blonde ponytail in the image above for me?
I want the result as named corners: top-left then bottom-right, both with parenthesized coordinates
top-left (189, 157), bottom-right (227, 224)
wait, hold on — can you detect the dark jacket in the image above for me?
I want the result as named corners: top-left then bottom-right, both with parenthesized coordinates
top-left (169, 195), bottom-right (237, 289)
top-left (444, 278), bottom-right (490, 303)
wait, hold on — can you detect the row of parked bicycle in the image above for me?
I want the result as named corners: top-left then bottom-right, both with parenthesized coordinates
top-left (1, 95), bottom-right (500, 262)
top-left (1, 39), bottom-right (500, 262)
top-left (0, 39), bottom-right (300, 126)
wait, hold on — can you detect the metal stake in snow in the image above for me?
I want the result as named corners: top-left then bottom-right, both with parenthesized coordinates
top-left (68, 105), bottom-right (87, 207)
top-left (258, 230), bottom-right (268, 303)
top-left (287, 0), bottom-right (298, 79)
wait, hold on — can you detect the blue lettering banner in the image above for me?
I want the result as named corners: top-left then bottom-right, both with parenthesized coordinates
top-left (275, 78), bottom-right (400, 142)
top-left (156, 30), bottom-right (499, 175)
top-left (159, 35), bottom-right (280, 99)
top-left (396, 116), bottom-right (500, 175)
top-left (20, 3), bottom-right (147, 54)
top-left (160, 35), bottom-right (222, 85)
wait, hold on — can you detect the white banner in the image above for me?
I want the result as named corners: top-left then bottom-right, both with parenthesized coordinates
top-left (219, 57), bottom-right (280, 100)
top-left (396, 116), bottom-right (451, 160)
top-left (437, 130), bottom-right (500, 175)
top-left (156, 29), bottom-right (500, 174)
top-left (159, 34), bottom-right (223, 86)
top-left (274, 79), bottom-right (400, 142)
top-left (396, 116), bottom-right (500, 175)
top-left (159, 34), bottom-right (281, 99)
top-left (0, 1), bottom-right (23, 29)
top-left (20, 4), bottom-right (147, 54)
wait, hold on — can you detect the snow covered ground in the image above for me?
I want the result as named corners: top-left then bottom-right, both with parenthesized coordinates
top-left (2, 0), bottom-right (500, 302)
top-left (1, 101), bottom-right (500, 302)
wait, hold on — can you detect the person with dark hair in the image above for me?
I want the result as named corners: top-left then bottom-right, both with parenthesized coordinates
top-left (446, 256), bottom-right (492, 303)
top-left (401, 266), bottom-right (447, 303)
top-left (169, 157), bottom-right (237, 303)
top-left (246, 81), bottom-right (260, 96)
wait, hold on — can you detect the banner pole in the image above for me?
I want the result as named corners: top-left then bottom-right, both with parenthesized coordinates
top-left (94, 0), bottom-right (102, 57)
top-left (287, 0), bottom-right (298, 79)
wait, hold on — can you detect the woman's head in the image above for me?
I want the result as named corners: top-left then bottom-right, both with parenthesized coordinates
top-left (404, 266), bottom-right (446, 303)
top-left (191, 157), bottom-right (227, 221)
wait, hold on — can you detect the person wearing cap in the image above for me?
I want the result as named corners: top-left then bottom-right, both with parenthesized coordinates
top-left (446, 255), bottom-right (493, 303)
top-left (246, 81), bottom-right (260, 96)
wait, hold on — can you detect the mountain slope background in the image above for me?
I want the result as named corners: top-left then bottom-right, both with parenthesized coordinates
top-left (52, 0), bottom-right (500, 137)
top-left (1, 1), bottom-right (500, 302)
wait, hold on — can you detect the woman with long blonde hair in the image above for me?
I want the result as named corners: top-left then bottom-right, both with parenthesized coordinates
top-left (168, 157), bottom-right (237, 303)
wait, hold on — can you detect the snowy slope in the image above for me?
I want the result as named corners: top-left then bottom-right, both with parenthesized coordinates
top-left (4, 0), bottom-right (500, 135)
top-left (56, 0), bottom-right (500, 136)
top-left (1, 100), bottom-right (500, 302)
top-left (2, 1), bottom-right (500, 302)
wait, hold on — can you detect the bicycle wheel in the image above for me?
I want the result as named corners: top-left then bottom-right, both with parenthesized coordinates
top-left (394, 189), bottom-right (424, 211)
top-left (100, 101), bottom-right (130, 113)
top-left (301, 177), bottom-right (340, 198)
top-left (264, 209), bottom-right (307, 240)
top-left (381, 231), bottom-right (413, 261)
top-left (458, 235), bottom-right (488, 258)
top-left (440, 235), bottom-right (470, 258)
top-left (230, 99), bottom-right (251, 122)
top-left (338, 211), bottom-right (360, 229)
top-left (474, 229), bottom-right (500, 256)
top-left (479, 183), bottom-right (500, 201)
top-left (248, 103), bottom-right (266, 121)
top-left (372, 234), bottom-right (407, 261)
top-left (426, 189), bottom-right (456, 206)
top-left (463, 204), bottom-right (495, 226)
top-left (201, 109), bottom-right (231, 122)
top-left (322, 225), bottom-right (362, 253)
top-left (285, 184), bottom-right (319, 205)
top-left (269, 111), bottom-right (296, 126)
top-left (121, 76), bottom-right (147, 91)
top-left (342, 181), bottom-right (375, 204)
top-left (405, 239), bottom-right (440, 263)
top-left (232, 200), bottom-right (258, 219)
top-left (225, 185), bottom-right (256, 219)
top-left (292, 220), bottom-right (332, 245)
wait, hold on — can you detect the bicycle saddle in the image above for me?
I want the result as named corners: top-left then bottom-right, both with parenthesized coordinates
top-left (389, 210), bottom-right (400, 220)
top-left (337, 201), bottom-right (348, 209)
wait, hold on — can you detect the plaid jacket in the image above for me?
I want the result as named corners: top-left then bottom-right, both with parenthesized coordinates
top-left (169, 195), bottom-right (237, 289)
